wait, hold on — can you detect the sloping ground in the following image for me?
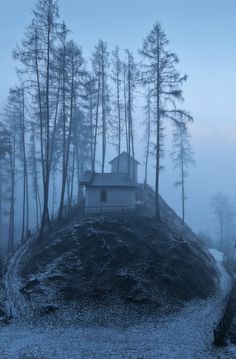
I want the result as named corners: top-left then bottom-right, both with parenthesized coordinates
top-left (4, 241), bottom-right (31, 320)
top-left (0, 249), bottom-right (233, 359)
top-left (0, 290), bottom-right (6, 323)
top-left (212, 253), bottom-right (236, 347)
top-left (224, 282), bottom-right (236, 344)
top-left (0, 257), bottom-right (7, 323)
top-left (223, 255), bottom-right (236, 346)
top-left (15, 211), bottom-right (218, 322)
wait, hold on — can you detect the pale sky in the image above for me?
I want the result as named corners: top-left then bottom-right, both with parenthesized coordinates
top-left (1, 0), bottom-right (236, 236)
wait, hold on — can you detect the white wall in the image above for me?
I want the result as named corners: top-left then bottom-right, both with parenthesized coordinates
top-left (85, 187), bottom-right (136, 212)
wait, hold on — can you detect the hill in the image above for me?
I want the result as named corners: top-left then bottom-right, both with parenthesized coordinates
top-left (14, 198), bottom-right (218, 323)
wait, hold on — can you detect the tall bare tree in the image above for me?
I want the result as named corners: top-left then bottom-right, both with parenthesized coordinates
top-left (58, 40), bottom-right (85, 221)
top-left (171, 114), bottom-right (194, 224)
top-left (0, 122), bottom-right (10, 246)
top-left (2, 91), bottom-right (18, 254)
top-left (143, 89), bottom-right (152, 188)
top-left (211, 192), bottom-right (234, 252)
top-left (84, 74), bottom-right (97, 169)
top-left (29, 120), bottom-right (42, 229)
top-left (92, 40), bottom-right (110, 173)
top-left (140, 22), bottom-right (188, 219)
top-left (14, 0), bottom-right (60, 237)
top-left (125, 50), bottom-right (137, 180)
top-left (111, 47), bottom-right (123, 172)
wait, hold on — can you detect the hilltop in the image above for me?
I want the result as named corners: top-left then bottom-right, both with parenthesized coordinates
top-left (8, 196), bottom-right (218, 325)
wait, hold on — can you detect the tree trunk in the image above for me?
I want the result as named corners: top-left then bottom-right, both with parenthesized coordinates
top-left (39, 20), bottom-right (52, 238)
top-left (155, 34), bottom-right (161, 220)
top-left (58, 71), bottom-right (75, 221)
top-left (123, 65), bottom-right (129, 155)
top-left (69, 145), bottom-right (76, 209)
top-left (0, 161), bottom-right (2, 242)
top-left (144, 93), bottom-right (151, 188)
top-left (180, 128), bottom-right (185, 225)
top-left (92, 73), bottom-right (101, 171)
top-left (101, 51), bottom-right (106, 174)
top-left (116, 59), bottom-right (121, 172)
top-left (8, 137), bottom-right (16, 255)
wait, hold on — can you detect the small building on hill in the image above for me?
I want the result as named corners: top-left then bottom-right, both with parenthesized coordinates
top-left (109, 151), bottom-right (139, 183)
top-left (80, 152), bottom-right (139, 213)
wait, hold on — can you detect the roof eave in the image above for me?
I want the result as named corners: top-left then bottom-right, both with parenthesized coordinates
top-left (85, 184), bottom-right (138, 189)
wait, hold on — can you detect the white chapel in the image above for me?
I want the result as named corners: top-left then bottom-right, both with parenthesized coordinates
top-left (80, 152), bottom-right (140, 213)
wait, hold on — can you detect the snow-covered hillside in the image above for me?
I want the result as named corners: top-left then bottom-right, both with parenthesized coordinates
top-left (8, 213), bottom-right (217, 324)
top-left (0, 248), bottom-right (234, 359)
top-left (0, 195), bottom-right (234, 358)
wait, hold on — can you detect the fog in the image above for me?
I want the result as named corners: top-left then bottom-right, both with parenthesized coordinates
top-left (1, 3), bottom-right (236, 359)
top-left (1, 0), bottom-right (236, 242)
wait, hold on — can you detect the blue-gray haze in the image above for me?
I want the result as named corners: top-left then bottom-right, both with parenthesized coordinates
top-left (1, 0), bottom-right (236, 238)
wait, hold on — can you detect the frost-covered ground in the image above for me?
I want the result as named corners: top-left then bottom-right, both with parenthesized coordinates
top-left (0, 248), bottom-right (235, 359)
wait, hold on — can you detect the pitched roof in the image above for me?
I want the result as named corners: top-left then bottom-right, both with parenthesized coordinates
top-left (80, 172), bottom-right (137, 188)
top-left (80, 170), bottom-right (95, 185)
top-left (109, 151), bottom-right (140, 165)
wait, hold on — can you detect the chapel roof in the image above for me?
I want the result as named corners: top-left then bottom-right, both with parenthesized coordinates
top-left (80, 171), bottom-right (137, 188)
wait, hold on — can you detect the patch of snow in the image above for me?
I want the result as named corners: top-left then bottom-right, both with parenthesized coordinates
top-left (3, 240), bottom-right (33, 320)
top-left (0, 244), bottom-right (234, 358)
top-left (209, 248), bottom-right (232, 293)
top-left (209, 248), bottom-right (224, 263)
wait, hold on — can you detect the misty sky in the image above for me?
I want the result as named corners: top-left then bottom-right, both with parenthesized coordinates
top-left (1, 0), bottom-right (236, 236)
